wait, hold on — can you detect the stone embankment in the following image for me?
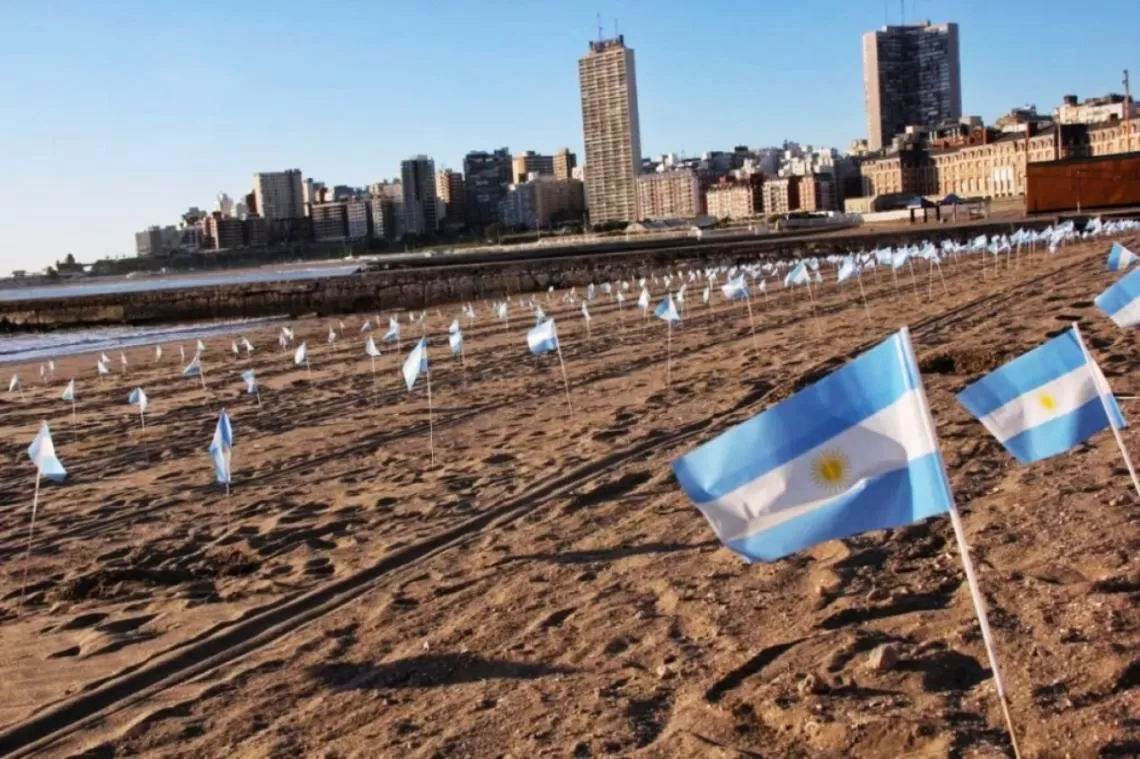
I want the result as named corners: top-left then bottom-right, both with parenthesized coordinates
top-left (0, 219), bottom-right (1052, 331)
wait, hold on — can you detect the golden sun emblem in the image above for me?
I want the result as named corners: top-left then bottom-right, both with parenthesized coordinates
top-left (1038, 392), bottom-right (1057, 412)
top-left (811, 450), bottom-right (850, 491)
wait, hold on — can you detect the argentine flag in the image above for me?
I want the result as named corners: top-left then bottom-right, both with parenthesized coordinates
top-left (209, 410), bottom-right (233, 484)
top-left (1095, 266), bottom-right (1140, 328)
top-left (722, 277), bottom-right (748, 301)
top-left (449, 328), bottom-right (464, 355)
top-left (128, 387), bottom-right (148, 412)
top-left (672, 330), bottom-right (951, 562)
top-left (784, 262), bottom-right (810, 288)
top-left (365, 336), bottom-right (381, 358)
top-left (528, 318), bottom-right (559, 355)
top-left (1106, 242), bottom-right (1139, 272)
top-left (837, 258), bottom-right (859, 283)
top-left (402, 337), bottom-right (428, 391)
top-left (957, 327), bottom-right (1124, 464)
top-left (655, 295), bottom-right (681, 323)
top-left (29, 422), bottom-right (67, 482)
top-left (241, 369), bottom-right (258, 394)
top-left (61, 379), bottom-right (76, 402)
top-left (182, 354), bottom-right (202, 378)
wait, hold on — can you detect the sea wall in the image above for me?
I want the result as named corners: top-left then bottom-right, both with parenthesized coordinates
top-left (0, 218), bottom-right (1055, 331)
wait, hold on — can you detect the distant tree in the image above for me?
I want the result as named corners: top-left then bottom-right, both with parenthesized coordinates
top-left (45, 266), bottom-right (59, 280)
top-left (64, 253), bottom-right (76, 265)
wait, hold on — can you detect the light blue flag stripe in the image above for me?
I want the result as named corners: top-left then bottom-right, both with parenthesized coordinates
top-left (957, 329), bottom-right (1091, 418)
top-left (672, 331), bottom-right (951, 562)
top-left (724, 453), bottom-right (949, 560)
top-left (1001, 395), bottom-right (1123, 462)
top-left (674, 334), bottom-right (917, 502)
top-left (1095, 266), bottom-right (1140, 323)
top-left (956, 328), bottom-right (1125, 464)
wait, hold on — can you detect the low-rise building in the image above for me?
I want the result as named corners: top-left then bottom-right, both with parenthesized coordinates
top-left (1055, 94), bottom-right (1140, 126)
top-left (635, 169), bottom-right (703, 219)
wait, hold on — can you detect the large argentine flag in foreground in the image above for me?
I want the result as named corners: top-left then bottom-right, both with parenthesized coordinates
top-left (957, 327), bottom-right (1124, 464)
top-left (672, 331), bottom-right (951, 562)
top-left (1095, 266), bottom-right (1140, 328)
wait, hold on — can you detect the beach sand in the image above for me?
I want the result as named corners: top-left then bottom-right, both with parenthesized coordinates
top-left (0, 238), bottom-right (1138, 757)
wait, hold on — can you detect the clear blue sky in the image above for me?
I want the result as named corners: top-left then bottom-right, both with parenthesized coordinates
top-left (2, 0), bottom-right (1137, 272)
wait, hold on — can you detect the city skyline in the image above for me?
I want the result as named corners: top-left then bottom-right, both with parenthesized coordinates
top-left (3, 0), bottom-right (1139, 271)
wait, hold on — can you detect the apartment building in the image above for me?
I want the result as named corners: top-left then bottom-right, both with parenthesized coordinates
top-left (579, 36), bottom-right (642, 224)
top-left (635, 169), bottom-right (703, 219)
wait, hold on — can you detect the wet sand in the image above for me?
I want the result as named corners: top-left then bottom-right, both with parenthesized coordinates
top-left (0, 237), bottom-right (1138, 758)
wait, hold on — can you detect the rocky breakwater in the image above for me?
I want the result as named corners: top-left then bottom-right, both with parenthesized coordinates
top-left (0, 255), bottom-right (666, 332)
top-left (0, 217), bottom-right (1061, 332)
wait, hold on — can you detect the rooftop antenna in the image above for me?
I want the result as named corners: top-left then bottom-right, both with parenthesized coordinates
top-left (614, 17), bottom-right (619, 38)
top-left (596, 12), bottom-right (603, 42)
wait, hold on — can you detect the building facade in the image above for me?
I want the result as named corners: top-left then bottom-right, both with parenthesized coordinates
top-left (463, 148), bottom-right (512, 230)
top-left (401, 156), bottom-right (438, 237)
top-left (705, 177), bottom-right (764, 220)
top-left (798, 174), bottom-right (837, 211)
top-left (553, 148), bottom-right (578, 180)
top-left (762, 176), bottom-right (801, 215)
top-left (862, 22), bottom-right (962, 151)
top-left (511, 151), bottom-right (555, 183)
top-left (435, 170), bottom-right (466, 227)
top-left (635, 169), bottom-right (703, 219)
top-left (858, 122), bottom-right (1094, 201)
top-left (311, 203), bottom-right (348, 242)
top-left (204, 215), bottom-right (244, 249)
top-left (579, 36), bottom-right (642, 225)
top-left (1055, 94), bottom-right (1140, 126)
top-left (253, 169), bottom-right (305, 220)
top-left (499, 177), bottom-right (586, 230)
top-left (135, 227), bottom-right (165, 257)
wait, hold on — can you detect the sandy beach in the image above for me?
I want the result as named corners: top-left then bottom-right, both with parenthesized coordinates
top-left (1, 237), bottom-right (1138, 758)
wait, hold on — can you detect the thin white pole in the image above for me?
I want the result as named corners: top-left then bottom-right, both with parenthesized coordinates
top-left (857, 275), bottom-right (871, 321)
top-left (71, 397), bottom-right (76, 424)
top-left (1072, 322), bottom-right (1140, 498)
top-left (256, 388), bottom-right (262, 407)
top-left (897, 327), bottom-right (1022, 759)
top-left (18, 470), bottom-right (42, 614)
top-left (426, 370), bottom-right (436, 468)
top-left (555, 340), bottom-right (574, 417)
top-left (907, 258), bottom-right (920, 297)
top-left (224, 449), bottom-right (231, 497)
top-left (666, 319), bottom-right (673, 386)
top-left (744, 293), bottom-right (759, 353)
top-left (370, 355), bottom-right (377, 404)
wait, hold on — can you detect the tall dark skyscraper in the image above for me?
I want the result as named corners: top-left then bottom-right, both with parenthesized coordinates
top-left (463, 148), bottom-right (512, 230)
top-left (862, 22), bottom-right (962, 150)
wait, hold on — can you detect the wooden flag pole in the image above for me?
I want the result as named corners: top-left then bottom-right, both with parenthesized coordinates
top-left (899, 327), bottom-right (1023, 759)
top-left (17, 470), bottom-right (42, 615)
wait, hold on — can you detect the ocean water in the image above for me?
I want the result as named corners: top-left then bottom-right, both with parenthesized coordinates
top-left (0, 264), bottom-right (362, 303)
top-left (0, 317), bottom-right (287, 366)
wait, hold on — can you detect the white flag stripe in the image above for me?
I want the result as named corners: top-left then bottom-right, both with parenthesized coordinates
top-left (703, 389), bottom-right (934, 543)
top-left (976, 363), bottom-right (1099, 443)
